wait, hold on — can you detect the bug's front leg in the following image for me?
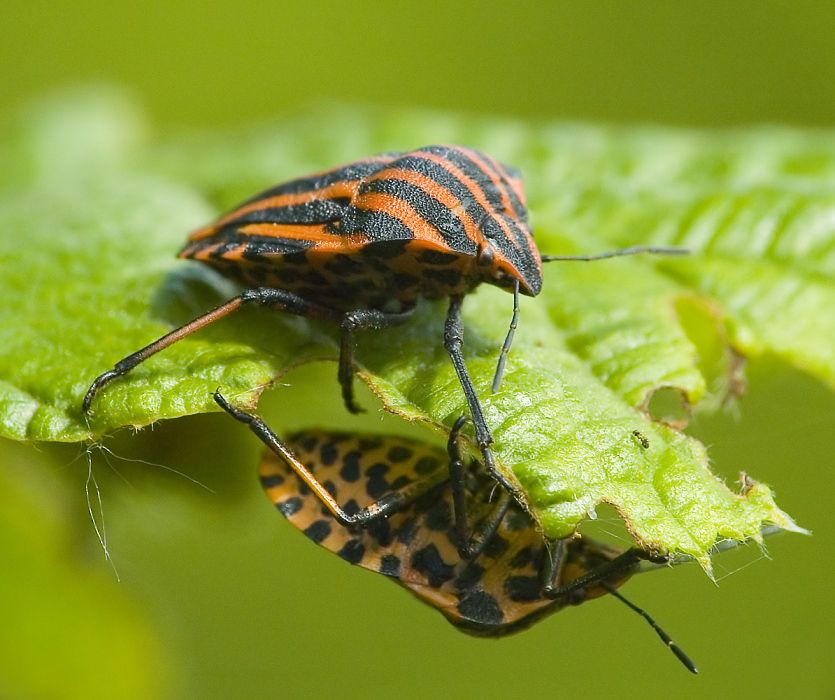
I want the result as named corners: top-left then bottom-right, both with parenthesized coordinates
top-left (338, 306), bottom-right (415, 414)
top-left (443, 295), bottom-right (519, 498)
top-left (214, 391), bottom-right (445, 527)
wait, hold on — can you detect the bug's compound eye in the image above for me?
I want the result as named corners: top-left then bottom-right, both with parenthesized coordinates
top-left (477, 243), bottom-right (495, 267)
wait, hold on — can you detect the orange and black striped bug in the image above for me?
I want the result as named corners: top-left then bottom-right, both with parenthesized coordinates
top-left (254, 413), bottom-right (697, 672)
top-left (82, 146), bottom-right (685, 557)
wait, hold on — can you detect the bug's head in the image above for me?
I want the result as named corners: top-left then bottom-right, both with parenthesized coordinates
top-left (463, 153), bottom-right (542, 296)
top-left (476, 217), bottom-right (543, 297)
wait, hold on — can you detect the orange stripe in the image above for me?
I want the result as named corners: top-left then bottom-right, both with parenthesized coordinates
top-left (235, 223), bottom-right (368, 252)
top-left (366, 167), bottom-right (483, 246)
top-left (459, 147), bottom-right (516, 218)
top-left (353, 192), bottom-right (449, 247)
top-left (418, 151), bottom-right (522, 251)
top-left (214, 180), bottom-right (360, 228)
top-left (486, 154), bottom-right (527, 209)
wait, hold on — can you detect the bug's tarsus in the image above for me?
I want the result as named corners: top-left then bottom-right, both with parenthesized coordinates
top-left (339, 306), bottom-right (416, 414)
top-left (541, 245), bottom-right (689, 263)
top-left (602, 582), bottom-right (699, 674)
top-left (215, 391), bottom-right (446, 528)
top-left (491, 278), bottom-right (520, 394)
top-left (540, 537), bottom-right (570, 598)
top-left (82, 288), bottom-right (345, 415)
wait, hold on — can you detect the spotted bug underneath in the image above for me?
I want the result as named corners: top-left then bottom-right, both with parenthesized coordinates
top-left (259, 429), bottom-right (637, 636)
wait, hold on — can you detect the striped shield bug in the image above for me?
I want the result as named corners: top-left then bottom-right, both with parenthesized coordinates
top-left (82, 146), bottom-right (686, 547)
top-left (254, 413), bottom-right (697, 671)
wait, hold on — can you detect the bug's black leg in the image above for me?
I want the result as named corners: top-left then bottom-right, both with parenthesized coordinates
top-left (447, 415), bottom-right (512, 559)
top-left (338, 306), bottom-right (416, 414)
top-left (491, 278), bottom-right (519, 394)
top-left (444, 296), bottom-right (519, 497)
top-left (601, 582), bottom-right (698, 674)
top-left (542, 545), bottom-right (647, 600)
top-left (539, 540), bottom-right (696, 672)
top-left (540, 537), bottom-right (570, 597)
top-left (82, 287), bottom-right (343, 415)
top-left (215, 392), bottom-right (445, 527)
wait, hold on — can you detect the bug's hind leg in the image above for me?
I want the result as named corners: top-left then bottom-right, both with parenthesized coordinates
top-left (338, 306), bottom-right (416, 414)
top-left (214, 392), bottom-right (445, 527)
top-left (447, 415), bottom-right (512, 559)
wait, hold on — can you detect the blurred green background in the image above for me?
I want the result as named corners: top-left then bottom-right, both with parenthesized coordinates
top-left (2, 2), bottom-right (834, 699)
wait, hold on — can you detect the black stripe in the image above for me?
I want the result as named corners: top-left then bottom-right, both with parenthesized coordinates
top-left (344, 208), bottom-right (415, 242)
top-left (394, 153), bottom-right (524, 265)
top-left (360, 178), bottom-right (476, 254)
top-left (222, 198), bottom-right (350, 228)
top-left (436, 147), bottom-right (531, 252)
top-left (237, 157), bottom-right (396, 205)
top-left (482, 156), bottom-right (527, 220)
top-left (206, 228), bottom-right (315, 255)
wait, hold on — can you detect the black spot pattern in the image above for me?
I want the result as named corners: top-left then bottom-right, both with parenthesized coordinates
top-left (396, 518), bottom-right (418, 545)
top-left (482, 533), bottom-right (509, 559)
top-left (338, 539), bottom-right (366, 565)
top-left (455, 562), bottom-right (485, 591)
top-left (259, 473), bottom-right (285, 488)
top-left (414, 456), bottom-right (441, 475)
top-left (457, 591), bottom-right (504, 626)
top-left (417, 249), bottom-right (460, 265)
top-left (379, 554), bottom-right (401, 577)
top-left (387, 445), bottom-right (413, 463)
top-left (424, 501), bottom-right (452, 532)
top-left (366, 519), bottom-right (393, 547)
top-left (277, 497), bottom-right (302, 517)
top-left (299, 435), bottom-right (319, 452)
top-left (366, 463), bottom-right (390, 499)
top-left (303, 520), bottom-right (332, 543)
top-left (503, 508), bottom-right (531, 531)
top-left (505, 576), bottom-right (542, 602)
top-left (389, 475), bottom-right (411, 490)
top-left (423, 267), bottom-right (462, 286)
top-left (509, 546), bottom-right (535, 569)
top-left (320, 442), bottom-right (338, 466)
top-left (411, 544), bottom-right (455, 587)
top-left (339, 451), bottom-right (361, 482)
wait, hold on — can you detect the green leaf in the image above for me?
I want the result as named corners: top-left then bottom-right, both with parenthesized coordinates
top-left (1, 90), bottom-right (821, 568)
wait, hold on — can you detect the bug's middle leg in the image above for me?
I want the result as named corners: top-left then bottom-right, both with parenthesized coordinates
top-left (214, 392), bottom-right (444, 527)
top-left (338, 306), bottom-right (416, 414)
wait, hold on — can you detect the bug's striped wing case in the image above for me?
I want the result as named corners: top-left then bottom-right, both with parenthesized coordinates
top-left (179, 146), bottom-right (542, 310)
top-left (258, 431), bottom-right (633, 636)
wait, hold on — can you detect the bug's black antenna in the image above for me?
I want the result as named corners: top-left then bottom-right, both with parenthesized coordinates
top-left (492, 278), bottom-right (520, 393)
top-left (602, 582), bottom-right (698, 674)
top-left (541, 246), bottom-right (689, 263)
